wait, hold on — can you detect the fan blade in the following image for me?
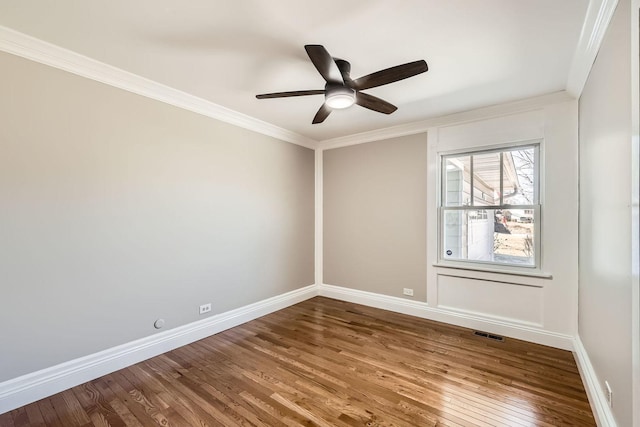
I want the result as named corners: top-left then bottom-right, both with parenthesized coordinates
top-left (256, 90), bottom-right (324, 99)
top-left (352, 60), bottom-right (428, 90)
top-left (312, 104), bottom-right (332, 124)
top-left (304, 45), bottom-right (344, 84)
top-left (356, 92), bottom-right (397, 114)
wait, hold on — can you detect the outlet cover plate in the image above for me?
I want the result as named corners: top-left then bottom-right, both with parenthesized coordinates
top-left (199, 303), bottom-right (212, 315)
top-left (403, 288), bottom-right (414, 296)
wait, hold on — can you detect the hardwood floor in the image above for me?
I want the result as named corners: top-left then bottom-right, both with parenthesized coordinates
top-left (1, 297), bottom-right (595, 426)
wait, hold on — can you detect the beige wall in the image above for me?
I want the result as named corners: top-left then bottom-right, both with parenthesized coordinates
top-left (323, 135), bottom-right (428, 301)
top-left (0, 51), bottom-right (314, 382)
top-left (578, 0), bottom-right (634, 425)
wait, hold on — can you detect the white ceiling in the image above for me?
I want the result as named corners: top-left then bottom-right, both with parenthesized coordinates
top-left (0, 1), bottom-right (588, 141)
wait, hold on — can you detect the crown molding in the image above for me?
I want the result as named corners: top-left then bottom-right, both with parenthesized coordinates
top-left (0, 26), bottom-right (318, 150)
top-left (566, 0), bottom-right (619, 98)
top-left (319, 91), bottom-right (574, 150)
top-left (319, 0), bottom-right (619, 151)
top-left (0, 0), bottom-right (616, 153)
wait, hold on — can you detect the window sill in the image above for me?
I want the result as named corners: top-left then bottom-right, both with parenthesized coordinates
top-left (432, 262), bottom-right (553, 279)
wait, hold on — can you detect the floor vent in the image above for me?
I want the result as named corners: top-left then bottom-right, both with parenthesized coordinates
top-left (473, 331), bottom-right (505, 342)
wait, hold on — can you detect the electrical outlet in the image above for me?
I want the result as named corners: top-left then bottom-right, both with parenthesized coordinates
top-left (403, 288), bottom-right (414, 296)
top-left (605, 381), bottom-right (612, 407)
top-left (199, 303), bottom-right (212, 315)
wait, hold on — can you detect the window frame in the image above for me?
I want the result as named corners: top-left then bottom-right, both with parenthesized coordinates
top-left (437, 141), bottom-right (542, 271)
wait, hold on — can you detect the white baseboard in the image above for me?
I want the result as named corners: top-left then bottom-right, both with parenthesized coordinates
top-left (1, 283), bottom-right (592, 418)
top-left (0, 284), bottom-right (317, 415)
top-left (573, 335), bottom-right (618, 427)
top-left (318, 283), bottom-right (574, 350)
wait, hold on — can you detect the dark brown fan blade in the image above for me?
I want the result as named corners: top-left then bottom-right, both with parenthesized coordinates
top-left (256, 90), bottom-right (324, 99)
top-left (312, 103), bottom-right (332, 124)
top-left (304, 45), bottom-right (344, 84)
top-left (355, 92), bottom-right (397, 114)
top-left (352, 60), bottom-right (428, 91)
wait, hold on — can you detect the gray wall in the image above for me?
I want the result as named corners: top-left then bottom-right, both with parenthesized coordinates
top-left (0, 52), bottom-right (314, 382)
top-left (578, 0), bottom-right (633, 425)
top-left (323, 135), bottom-right (428, 301)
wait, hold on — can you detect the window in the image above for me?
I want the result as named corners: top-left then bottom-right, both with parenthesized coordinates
top-left (440, 144), bottom-right (540, 268)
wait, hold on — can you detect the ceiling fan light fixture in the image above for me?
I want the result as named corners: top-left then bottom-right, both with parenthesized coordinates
top-left (325, 86), bottom-right (355, 109)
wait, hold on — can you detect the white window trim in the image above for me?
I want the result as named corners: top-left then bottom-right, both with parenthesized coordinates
top-left (431, 261), bottom-right (552, 279)
top-left (436, 140), bottom-right (543, 273)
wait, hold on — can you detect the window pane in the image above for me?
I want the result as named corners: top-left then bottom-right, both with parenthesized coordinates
top-left (471, 152), bottom-right (501, 206)
top-left (443, 209), bottom-right (535, 266)
top-left (495, 209), bottom-right (535, 265)
top-left (443, 156), bottom-right (470, 206)
top-left (503, 147), bottom-right (536, 205)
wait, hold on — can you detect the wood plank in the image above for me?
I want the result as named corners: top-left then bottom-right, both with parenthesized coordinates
top-left (71, 381), bottom-right (127, 427)
top-left (36, 399), bottom-right (64, 427)
top-left (9, 407), bottom-right (29, 427)
top-left (106, 370), bottom-right (172, 426)
top-left (0, 410), bottom-right (16, 427)
top-left (50, 389), bottom-right (90, 426)
top-left (24, 403), bottom-right (46, 426)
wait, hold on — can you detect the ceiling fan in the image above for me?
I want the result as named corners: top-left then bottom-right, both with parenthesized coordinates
top-left (256, 45), bottom-right (429, 124)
